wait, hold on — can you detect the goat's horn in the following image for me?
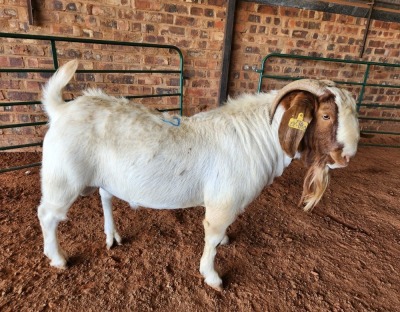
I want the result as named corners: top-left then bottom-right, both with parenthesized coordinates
top-left (270, 79), bottom-right (336, 118)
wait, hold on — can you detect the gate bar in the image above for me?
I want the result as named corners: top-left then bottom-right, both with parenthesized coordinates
top-left (0, 32), bottom-right (185, 173)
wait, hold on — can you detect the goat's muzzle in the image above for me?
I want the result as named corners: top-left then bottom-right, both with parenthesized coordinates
top-left (327, 149), bottom-right (354, 169)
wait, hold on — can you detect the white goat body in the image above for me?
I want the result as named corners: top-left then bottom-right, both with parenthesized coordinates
top-left (38, 60), bottom-right (359, 290)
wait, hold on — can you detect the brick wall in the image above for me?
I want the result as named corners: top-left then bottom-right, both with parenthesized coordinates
top-left (0, 0), bottom-right (227, 113)
top-left (0, 0), bottom-right (227, 149)
top-left (0, 0), bottom-right (399, 150)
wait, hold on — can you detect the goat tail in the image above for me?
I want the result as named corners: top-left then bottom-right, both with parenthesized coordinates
top-left (299, 163), bottom-right (330, 212)
top-left (42, 59), bottom-right (78, 121)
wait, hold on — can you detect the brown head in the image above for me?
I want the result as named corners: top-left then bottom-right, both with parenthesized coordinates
top-left (272, 80), bottom-right (360, 211)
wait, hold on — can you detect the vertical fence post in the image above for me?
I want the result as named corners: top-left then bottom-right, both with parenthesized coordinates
top-left (178, 50), bottom-right (184, 116)
top-left (50, 40), bottom-right (58, 69)
top-left (257, 56), bottom-right (268, 93)
top-left (357, 64), bottom-right (371, 113)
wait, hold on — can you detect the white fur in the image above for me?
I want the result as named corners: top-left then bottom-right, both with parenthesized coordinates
top-left (327, 86), bottom-right (360, 158)
top-left (38, 60), bottom-right (358, 290)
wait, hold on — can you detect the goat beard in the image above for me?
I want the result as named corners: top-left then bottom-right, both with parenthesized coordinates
top-left (299, 162), bottom-right (330, 212)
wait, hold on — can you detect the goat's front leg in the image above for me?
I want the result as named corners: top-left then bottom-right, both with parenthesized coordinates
top-left (200, 205), bottom-right (236, 291)
top-left (99, 188), bottom-right (122, 249)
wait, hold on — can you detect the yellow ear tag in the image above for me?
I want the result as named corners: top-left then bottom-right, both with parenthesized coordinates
top-left (288, 113), bottom-right (309, 131)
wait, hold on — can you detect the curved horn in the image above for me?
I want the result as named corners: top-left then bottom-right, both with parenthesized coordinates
top-left (270, 79), bottom-right (336, 118)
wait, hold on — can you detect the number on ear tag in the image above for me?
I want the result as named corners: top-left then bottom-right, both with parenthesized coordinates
top-left (288, 113), bottom-right (309, 131)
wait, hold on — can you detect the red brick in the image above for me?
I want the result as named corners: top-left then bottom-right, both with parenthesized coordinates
top-left (208, 0), bottom-right (226, 6)
top-left (192, 79), bottom-right (211, 88)
top-left (160, 13), bottom-right (174, 24)
top-left (7, 92), bottom-right (38, 101)
top-left (279, 6), bottom-right (299, 17)
top-left (190, 7), bottom-right (203, 16)
top-left (292, 30), bottom-right (308, 38)
top-left (168, 26), bottom-right (185, 36)
top-left (175, 16), bottom-right (197, 27)
top-left (374, 48), bottom-right (386, 55)
top-left (133, 0), bottom-right (162, 11)
top-left (257, 5), bottom-right (278, 15)
top-left (9, 57), bottom-right (24, 67)
top-left (204, 9), bottom-right (214, 17)
top-left (214, 20), bottom-right (224, 30)
top-left (216, 10), bottom-right (225, 19)
top-left (164, 4), bottom-right (188, 14)
top-left (0, 56), bottom-right (9, 66)
top-left (186, 88), bottom-right (208, 97)
top-left (248, 14), bottom-right (261, 23)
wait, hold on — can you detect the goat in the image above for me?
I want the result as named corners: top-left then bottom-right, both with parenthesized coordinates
top-left (38, 60), bottom-right (359, 290)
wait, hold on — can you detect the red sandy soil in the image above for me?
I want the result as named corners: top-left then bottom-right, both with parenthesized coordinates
top-left (0, 147), bottom-right (399, 311)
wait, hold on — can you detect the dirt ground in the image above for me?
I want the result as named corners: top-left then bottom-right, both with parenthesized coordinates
top-left (0, 147), bottom-right (399, 312)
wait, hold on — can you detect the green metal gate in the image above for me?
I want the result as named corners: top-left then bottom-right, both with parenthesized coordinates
top-left (0, 32), bottom-right (184, 173)
top-left (257, 53), bottom-right (400, 148)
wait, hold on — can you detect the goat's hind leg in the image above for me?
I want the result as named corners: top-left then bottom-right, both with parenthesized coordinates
top-left (38, 186), bottom-right (79, 268)
top-left (220, 234), bottom-right (229, 245)
top-left (99, 188), bottom-right (121, 249)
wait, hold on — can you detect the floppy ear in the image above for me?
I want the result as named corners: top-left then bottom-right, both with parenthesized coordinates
top-left (278, 92), bottom-right (316, 158)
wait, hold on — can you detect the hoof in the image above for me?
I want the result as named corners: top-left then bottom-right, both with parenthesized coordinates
top-left (106, 232), bottom-right (122, 250)
top-left (204, 275), bottom-right (223, 291)
top-left (115, 232), bottom-right (122, 245)
top-left (50, 257), bottom-right (67, 269)
top-left (220, 235), bottom-right (229, 246)
top-left (206, 280), bottom-right (223, 291)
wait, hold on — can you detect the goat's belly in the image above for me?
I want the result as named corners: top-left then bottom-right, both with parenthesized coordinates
top-left (100, 179), bottom-right (204, 210)
top-left (93, 148), bottom-right (207, 209)
top-left (127, 199), bottom-right (201, 210)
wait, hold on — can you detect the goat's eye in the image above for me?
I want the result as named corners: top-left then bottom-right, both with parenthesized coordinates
top-left (322, 115), bottom-right (330, 120)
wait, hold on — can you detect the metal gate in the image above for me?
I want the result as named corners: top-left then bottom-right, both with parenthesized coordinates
top-left (257, 53), bottom-right (400, 148)
top-left (0, 32), bottom-right (184, 173)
